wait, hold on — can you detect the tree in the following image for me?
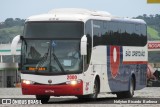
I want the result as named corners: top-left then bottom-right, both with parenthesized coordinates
top-left (4, 18), bottom-right (14, 27)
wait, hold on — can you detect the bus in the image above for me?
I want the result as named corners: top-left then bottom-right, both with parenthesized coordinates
top-left (11, 8), bottom-right (147, 103)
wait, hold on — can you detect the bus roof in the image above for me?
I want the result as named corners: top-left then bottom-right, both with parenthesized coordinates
top-left (26, 8), bottom-right (146, 24)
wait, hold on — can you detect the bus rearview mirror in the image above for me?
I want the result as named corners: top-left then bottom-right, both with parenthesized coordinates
top-left (11, 35), bottom-right (21, 55)
top-left (81, 35), bottom-right (87, 55)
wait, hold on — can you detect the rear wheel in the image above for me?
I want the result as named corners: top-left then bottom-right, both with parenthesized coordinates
top-left (126, 77), bottom-right (134, 98)
top-left (116, 77), bottom-right (134, 98)
top-left (36, 95), bottom-right (50, 104)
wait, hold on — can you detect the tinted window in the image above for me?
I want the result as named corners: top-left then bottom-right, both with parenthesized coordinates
top-left (93, 20), bottom-right (103, 47)
top-left (85, 20), bottom-right (92, 64)
top-left (92, 20), bottom-right (147, 47)
top-left (23, 21), bottom-right (84, 38)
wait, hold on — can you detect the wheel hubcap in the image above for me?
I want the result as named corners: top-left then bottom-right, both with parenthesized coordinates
top-left (130, 80), bottom-right (134, 95)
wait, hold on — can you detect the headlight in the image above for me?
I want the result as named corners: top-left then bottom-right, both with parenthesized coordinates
top-left (66, 79), bottom-right (82, 85)
top-left (22, 80), bottom-right (35, 85)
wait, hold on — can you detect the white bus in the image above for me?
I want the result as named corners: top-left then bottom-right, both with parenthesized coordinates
top-left (11, 8), bottom-right (147, 103)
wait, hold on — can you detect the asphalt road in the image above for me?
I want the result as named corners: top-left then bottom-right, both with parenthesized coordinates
top-left (0, 87), bottom-right (160, 107)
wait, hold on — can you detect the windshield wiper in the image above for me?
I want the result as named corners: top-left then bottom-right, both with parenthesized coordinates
top-left (36, 53), bottom-right (48, 70)
top-left (52, 53), bottom-right (65, 73)
top-left (35, 46), bottom-right (50, 72)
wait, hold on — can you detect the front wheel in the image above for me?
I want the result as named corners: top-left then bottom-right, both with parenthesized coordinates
top-left (77, 79), bottom-right (99, 100)
top-left (36, 95), bottom-right (50, 104)
top-left (89, 79), bottom-right (99, 99)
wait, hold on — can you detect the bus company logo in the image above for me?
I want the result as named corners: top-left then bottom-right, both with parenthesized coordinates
top-left (48, 79), bottom-right (52, 84)
top-left (107, 46), bottom-right (123, 78)
top-left (85, 82), bottom-right (89, 91)
top-left (147, 0), bottom-right (160, 3)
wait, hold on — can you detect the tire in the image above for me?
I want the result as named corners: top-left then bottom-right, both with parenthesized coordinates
top-left (116, 92), bottom-right (124, 99)
top-left (126, 77), bottom-right (134, 98)
top-left (116, 77), bottom-right (134, 98)
top-left (77, 79), bottom-right (99, 100)
top-left (89, 79), bottom-right (99, 99)
top-left (36, 95), bottom-right (50, 104)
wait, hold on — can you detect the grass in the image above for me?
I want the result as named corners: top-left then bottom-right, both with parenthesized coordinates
top-left (147, 26), bottom-right (160, 40)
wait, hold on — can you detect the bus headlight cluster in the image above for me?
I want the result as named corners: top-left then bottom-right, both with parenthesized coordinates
top-left (22, 80), bottom-right (35, 85)
top-left (66, 79), bottom-right (82, 85)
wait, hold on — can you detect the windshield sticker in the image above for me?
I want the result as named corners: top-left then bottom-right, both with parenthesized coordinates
top-left (63, 60), bottom-right (72, 66)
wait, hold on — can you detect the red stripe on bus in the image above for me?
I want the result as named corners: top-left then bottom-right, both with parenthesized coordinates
top-left (123, 61), bottom-right (148, 64)
top-left (21, 82), bottom-right (83, 96)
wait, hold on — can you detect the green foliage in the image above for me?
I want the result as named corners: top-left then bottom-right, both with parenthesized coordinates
top-left (136, 14), bottom-right (160, 40)
top-left (136, 14), bottom-right (160, 63)
top-left (0, 18), bottom-right (24, 43)
top-left (147, 26), bottom-right (160, 40)
top-left (0, 26), bottom-right (23, 43)
top-left (0, 18), bottom-right (25, 28)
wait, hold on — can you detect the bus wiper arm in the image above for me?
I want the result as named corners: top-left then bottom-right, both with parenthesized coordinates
top-left (35, 43), bottom-right (50, 72)
top-left (35, 53), bottom-right (48, 72)
top-left (52, 53), bottom-right (65, 73)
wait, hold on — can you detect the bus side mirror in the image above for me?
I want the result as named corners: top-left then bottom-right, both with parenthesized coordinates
top-left (11, 35), bottom-right (21, 55)
top-left (81, 35), bottom-right (87, 55)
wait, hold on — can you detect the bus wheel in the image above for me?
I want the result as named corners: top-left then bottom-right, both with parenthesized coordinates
top-left (116, 77), bottom-right (134, 98)
top-left (126, 77), bottom-right (134, 98)
top-left (77, 80), bottom-right (99, 100)
top-left (116, 92), bottom-right (124, 99)
top-left (88, 79), bottom-right (99, 100)
top-left (36, 95), bottom-right (50, 104)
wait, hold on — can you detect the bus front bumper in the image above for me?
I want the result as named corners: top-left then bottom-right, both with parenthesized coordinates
top-left (21, 82), bottom-right (83, 96)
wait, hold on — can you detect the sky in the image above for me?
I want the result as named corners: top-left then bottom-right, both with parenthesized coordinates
top-left (0, 0), bottom-right (159, 22)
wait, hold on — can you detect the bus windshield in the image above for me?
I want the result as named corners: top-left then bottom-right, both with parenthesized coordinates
top-left (21, 21), bottom-right (84, 75)
top-left (21, 39), bottom-right (82, 75)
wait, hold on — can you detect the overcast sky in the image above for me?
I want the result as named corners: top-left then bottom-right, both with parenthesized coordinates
top-left (0, 0), bottom-right (159, 22)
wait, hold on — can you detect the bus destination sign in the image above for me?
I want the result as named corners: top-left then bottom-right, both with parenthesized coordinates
top-left (26, 67), bottom-right (47, 71)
